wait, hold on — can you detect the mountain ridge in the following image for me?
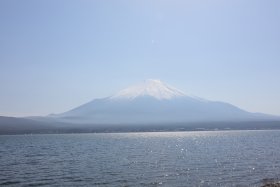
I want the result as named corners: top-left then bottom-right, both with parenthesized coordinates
top-left (1, 79), bottom-right (280, 134)
top-left (51, 79), bottom-right (279, 124)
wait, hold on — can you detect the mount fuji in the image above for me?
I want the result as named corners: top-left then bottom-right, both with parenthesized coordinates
top-left (49, 79), bottom-right (278, 125)
top-left (1, 79), bottom-right (280, 134)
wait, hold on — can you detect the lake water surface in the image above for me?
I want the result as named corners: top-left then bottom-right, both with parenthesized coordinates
top-left (1, 130), bottom-right (280, 186)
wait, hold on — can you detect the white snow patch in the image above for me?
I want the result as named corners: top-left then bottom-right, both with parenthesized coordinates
top-left (110, 79), bottom-right (186, 100)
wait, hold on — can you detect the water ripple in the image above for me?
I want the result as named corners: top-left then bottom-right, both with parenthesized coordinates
top-left (1, 130), bottom-right (280, 186)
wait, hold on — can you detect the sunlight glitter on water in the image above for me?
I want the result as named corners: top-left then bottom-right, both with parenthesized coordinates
top-left (1, 130), bottom-right (280, 186)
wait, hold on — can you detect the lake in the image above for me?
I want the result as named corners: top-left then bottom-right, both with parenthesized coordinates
top-left (1, 130), bottom-right (280, 186)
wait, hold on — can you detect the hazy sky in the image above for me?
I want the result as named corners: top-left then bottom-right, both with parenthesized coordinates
top-left (0, 0), bottom-right (280, 117)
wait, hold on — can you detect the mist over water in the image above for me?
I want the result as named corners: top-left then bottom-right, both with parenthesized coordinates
top-left (1, 130), bottom-right (280, 186)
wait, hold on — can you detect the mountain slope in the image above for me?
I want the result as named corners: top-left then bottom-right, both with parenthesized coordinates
top-left (0, 116), bottom-right (56, 134)
top-left (51, 79), bottom-right (277, 125)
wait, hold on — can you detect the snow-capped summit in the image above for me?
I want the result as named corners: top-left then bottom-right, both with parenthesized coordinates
top-left (110, 79), bottom-right (186, 100)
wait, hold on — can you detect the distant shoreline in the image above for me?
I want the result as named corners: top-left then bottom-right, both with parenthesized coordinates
top-left (1, 115), bottom-right (280, 135)
top-left (1, 125), bottom-right (280, 136)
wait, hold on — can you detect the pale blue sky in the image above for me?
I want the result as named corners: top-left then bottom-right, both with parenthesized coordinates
top-left (0, 0), bottom-right (280, 117)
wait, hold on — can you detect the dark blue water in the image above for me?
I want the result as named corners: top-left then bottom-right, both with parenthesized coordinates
top-left (1, 130), bottom-right (280, 187)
